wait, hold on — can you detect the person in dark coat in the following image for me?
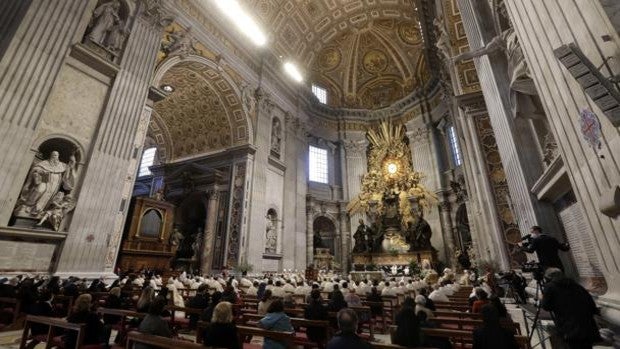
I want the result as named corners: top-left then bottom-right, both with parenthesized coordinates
top-left (472, 304), bottom-right (518, 349)
top-left (366, 287), bottom-right (383, 317)
top-left (541, 268), bottom-right (600, 349)
top-left (136, 298), bottom-right (173, 349)
top-left (66, 294), bottom-right (106, 348)
top-left (393, 297), bottom-right (421, 347)
top-left (327, 290), bottom-right (347, 313)
top-left (326, 309), bottom-right (371, 349)
top-left (521, 226), bottom-right (570, 271)
top-left (201, 291), bottom-right (222, 322)
top-left (304, 289), bottom-right (329, 345)
top-left (103, 287), bottom-right (124, 325)
top-left (202, 301), bottom-right (240, 349)
top-left (187, 284), bottom-right (210, 328)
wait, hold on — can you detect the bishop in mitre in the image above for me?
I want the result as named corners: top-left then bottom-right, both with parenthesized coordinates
top-left (14, 151), bottom-right (77, 219)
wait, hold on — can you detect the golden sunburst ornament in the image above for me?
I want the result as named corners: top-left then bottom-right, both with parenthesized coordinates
top-left (347, 120), bottom-right (436, 225)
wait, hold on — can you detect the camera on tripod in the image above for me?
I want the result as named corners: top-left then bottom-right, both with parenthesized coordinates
top-left (521, 261), bottom-right (545, 282)
top-left (520, 233), bottom-right (533, 249)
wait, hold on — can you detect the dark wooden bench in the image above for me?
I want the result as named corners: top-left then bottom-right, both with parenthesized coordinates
top-left (125, 331), bottom-right (204, 349)
top-left (96, 307), bottom-right (145, 346)
top-left (165, 305), bottom-right (204, 330)
top-left (237, 325), bottom-right (295, 349)
top-left (0, 297), bottom-right (22, 331)
top-left (19, 315), bottom-right (84, 349)
top-left (433, 310), bottom-right (483, 319)
top-left (431, 316), bottom-right (521, 334)
top-left (243, 313), bottom-right (332, 348)
top-left (421, 327), bottom-right (531, 349)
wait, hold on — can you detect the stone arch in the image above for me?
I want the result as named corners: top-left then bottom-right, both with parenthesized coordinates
top-left (312, 215), bottom-right (337, 255)
top-left (152, 55), bottom-right (253, 162)
top-left (147, 110), bottom-right (173, 163)
top-left (30, 134), bottom-right (86, 166)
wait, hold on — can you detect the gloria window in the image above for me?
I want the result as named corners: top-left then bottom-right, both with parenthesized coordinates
top-left (311, 84), bottom-right (327, 104)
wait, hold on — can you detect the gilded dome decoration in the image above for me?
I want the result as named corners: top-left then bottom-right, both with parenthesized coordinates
top-left (244, 0), bottom-right (429, 110)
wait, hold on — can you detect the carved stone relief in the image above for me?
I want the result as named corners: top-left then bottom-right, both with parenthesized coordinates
top-left (12, 139), bottom-right (81, 231)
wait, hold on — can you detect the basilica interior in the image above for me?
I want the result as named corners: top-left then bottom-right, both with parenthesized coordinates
top-left (0, 0), bottom-right (619, 347)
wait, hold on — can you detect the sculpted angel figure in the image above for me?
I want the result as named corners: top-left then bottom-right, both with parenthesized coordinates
top-left (36, 192), bottom-right (76, 231)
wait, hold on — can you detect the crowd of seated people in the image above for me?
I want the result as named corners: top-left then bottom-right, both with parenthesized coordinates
top-left (0, 265), bottom-right (530, 349)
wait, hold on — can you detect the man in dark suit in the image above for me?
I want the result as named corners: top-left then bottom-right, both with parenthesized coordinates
top-left (521, 226), bottom-right (570, 271)
top-left (187, 284), bottom-right (210, 328)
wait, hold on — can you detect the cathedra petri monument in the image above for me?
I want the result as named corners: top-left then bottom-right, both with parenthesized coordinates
top-left (348, 121), bottom-right (437, 272)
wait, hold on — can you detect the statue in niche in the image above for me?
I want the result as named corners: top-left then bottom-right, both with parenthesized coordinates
top-left (270, 118), bottom-right (282, 156)
top-left (353, 219), bottom-right (369, 253)
top-left (265, 212), bottom-right (277, 254)
top-left (240, 83), bottom-right (257, 117)
top-left (105, 22), bottom-right (128, 53)
top-left (36, 192), bottom-right (76, 231)
top-left (191, 229), bottom-right (202, 259)
top-left (14, 151), bottom-right (78, 220)
top-left (313, 231), bottom-right (325, 253)
top-left (168, 228), bottom-right (184, 247)
top-left (88, 0), bottom-right (122, 46)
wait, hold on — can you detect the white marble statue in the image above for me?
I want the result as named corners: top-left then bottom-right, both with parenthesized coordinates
top-left (391, 265), bottom-right (398, 275)
top-left (265, 213), bottom-right (277, 253)
top-left (89, 0), bottom-right (121, 46)
top-left (191, 231), bottom-right (202, 259)
top-left (168, 228), bottom-right (184, 246)
top-left (105, 21), bottom-right (127, 53)
top-left (36, 192), bottom-right (76, 231)
top-left (14, 151), bottom-right (77, 219)
top-left (270, 118), bottom-right (282, 155)
top-left (404, 266), bottom-right (410, 276)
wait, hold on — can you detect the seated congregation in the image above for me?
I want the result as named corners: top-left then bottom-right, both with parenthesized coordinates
top-left (1, 268), bottom-right (530, 349)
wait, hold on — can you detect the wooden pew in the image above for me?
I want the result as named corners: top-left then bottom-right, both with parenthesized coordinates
top-left (421, 327), bottom-right (531, 349)
top-left (433, 310), bottom-right (483, 320)
top-left (19, 315), bottom-right (84, 349)
top-left (0, 297), bottom-right (22, 331)
top-left (237, 325), bottom-right (295, 348)
top-left (431, 316), bottom-right (521, 334)
top-left (96, 307), bottom-right (145, 346)
top-left (126, 331), bottom-right (204, 349)
top-left (371, 343), bottom-right (439, 349)
top-left (432, 302), bottom-right (470, 312)
top-left (52, 295), bottom-right (74, 317)
top-left (165, 305), bottom-right (204, 330)
top-left (243, 313), bottom-right (333, 348)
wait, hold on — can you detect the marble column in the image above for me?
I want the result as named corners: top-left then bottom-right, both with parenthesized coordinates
top-left (55, 4), bottom-right (168, 276)
top-left (456, 94), bottom-right (511, 268)
top-left (343, 139), bottom-right (368, 237)
top-left (306, 198), bottom-right (315, 265)
top-left (0, 0), bottom-right (96, 224)
top-left (438, 191), bottom-right (456, 268)
top-left (202, 188), bottom-right (220, 274)
top-left (456, 0), bottom-right (564, 244)
top-left (406, 126), bottom-right (444, 260)
top-left (339, 209), bottom-right (350, 272)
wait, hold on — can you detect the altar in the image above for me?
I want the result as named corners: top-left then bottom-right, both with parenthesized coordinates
top-left (351, 250), bottom-right (436, 267)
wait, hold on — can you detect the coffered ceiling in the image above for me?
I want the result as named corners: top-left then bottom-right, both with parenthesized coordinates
top-left (242, 0), bottom-right (430, 109)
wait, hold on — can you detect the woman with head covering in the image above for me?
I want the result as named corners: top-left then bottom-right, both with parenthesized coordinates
top-left (202, 291), bottom-right (222, 322)
top-left (137, 286), bottom-right (155, 313)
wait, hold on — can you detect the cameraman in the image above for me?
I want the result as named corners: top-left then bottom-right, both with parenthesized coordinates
top-left (541, 268), bottom-right (600, 349)
top-left (520, 226), bottom-right (569, 271)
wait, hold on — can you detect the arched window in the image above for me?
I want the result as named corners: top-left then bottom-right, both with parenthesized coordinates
top-left (138, 147), bottom-right (157, 177)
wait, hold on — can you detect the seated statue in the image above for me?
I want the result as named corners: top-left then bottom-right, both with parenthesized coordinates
top-left (353, 219), bottom-right (368, 253)
top-left (407, 213), bottom-right (433, 250)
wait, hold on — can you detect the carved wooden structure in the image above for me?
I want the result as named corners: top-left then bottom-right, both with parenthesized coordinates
top-left (117, 197), bottom-right (175, 272)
